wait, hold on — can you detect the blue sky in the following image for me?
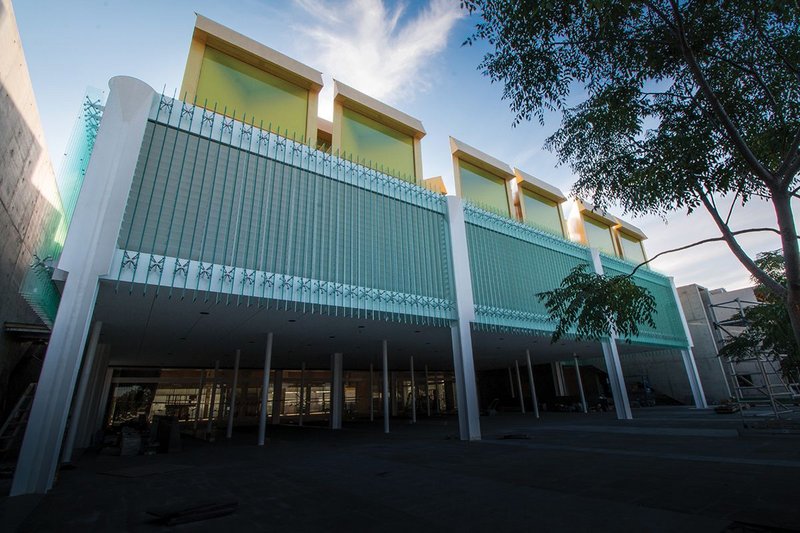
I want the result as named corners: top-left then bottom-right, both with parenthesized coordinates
top-left (14, 0), bottom-right (788, 291)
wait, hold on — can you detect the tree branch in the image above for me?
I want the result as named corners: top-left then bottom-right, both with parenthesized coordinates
top-left (667, 1), bottom-right (778, 187)
top-left (696, 187), bottom-right (787, 297)
top-left (627, 228), bottom-right (786, 277)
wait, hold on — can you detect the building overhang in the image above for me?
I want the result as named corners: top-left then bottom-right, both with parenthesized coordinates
top-left (513, 168), bottom-right (567, 203)
top-left (449, 137), bottom-right (514, 180)
top-left (333, 80), bottom-right (426, 139)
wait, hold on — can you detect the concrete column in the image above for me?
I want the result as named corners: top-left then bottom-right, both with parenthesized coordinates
top-left (525, 350), bottom-right (540, 418)
top-left (410, 356), bottom-right (417, 424)
top-left (552, 362), bottom-right (566, 396)
top-left (514, 360), bottom-right (526, 414)
top-left (681, 349), bottom-right (709, 409)
top-left (382, 340), bottom-right (390, 434)
top-left (12, 76), bottom-right (155, 496)
top-left (226, 349), bottom-right (241, 439)
top-left (258, 333), bottom-right (273, 446)
top-left (574, 354), bottom-right (588, 413)
top-left (271, 371), bottom-right (283, 425)
top-left (508, 367), bottom-right (516, 398)
top-left (369, 363), bottom-right (374, 422)
top-left (77, 344), bottom-right (111, 448)
top-left (424, 365), bottom-right (431, 417)
top-left (589, 247), bottom-right (633, 420)
top-left (91, 367), bottom-right (114, 438)
top-left (330, 353), bottom-right (343, 429)
top-left (61, 321), bottom-right (103, 464)
top-left (446, 196), bottom-right (481, 441)
top-left (299, 361), bottom-right (306, 427)
top-left (193, 369), bottom-right (206, 431)
top-left (207, 361), bottom-right (220, 434)
top-left (669, 277), bottom-right (708, 409)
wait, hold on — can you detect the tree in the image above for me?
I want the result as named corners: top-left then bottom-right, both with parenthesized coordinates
top-left (718, 251), bottom-right (800, 378)
top-left (462, 0), bottom-right (800, 347)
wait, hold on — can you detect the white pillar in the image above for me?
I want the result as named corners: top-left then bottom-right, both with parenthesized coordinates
top-left (514, 360), bottom-right (526, 414)
top-left (681, 349), bottom-right (708, 409)
top-left (508, 367), bottom-right (516, 398)
top-left (330, 353), bottom-right (343, 429)
top-left (77, 344), bottom-right (110, 448)
top-left (552, 362), bottom-right (566, 396)
top-left (207, 360), bottom-right (220, 434)
top-left (258, 333), bottom-right (273, 446)
top-left (574, 354), bottom-right (588, 413)
top-left (368, 363), bottom-right (373, 422)
top-left (226, 349), bottom-right (241, 439)
top-left (669, 277), bottom-right (708, 409)
top-left (299, 361), bottom-right (306, 427)
top-left (525, 350), bottom-right (540, 418)
top-left (12, 77), bottom-right (155, 496)
top-left (91, 367), bottom-right (114, 438)
top-left (424, 365), bottom-right (431, 417)
top-left (410, 356), bottom-right (417, 424)
top-left (193, 369), bottom-right (206, 431)
top-left (446, 196), bottom-right (481, 441)
top-left (382, 340), bottom-right (390, 434)
top-left (271, 371), bottom-right (283, 425)
top-left (62, 321), bottom-right (102, 464)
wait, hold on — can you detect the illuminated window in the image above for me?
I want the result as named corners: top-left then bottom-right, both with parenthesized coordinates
top-left (459, 161), bottom-right (510, 216)
top-left (340, 107), bottom-right (415, 181)
top-left (521, 189), bottom-right (563, 235)
top-left (584, 217), bottom-right (617, 256)
top-left (619, 232), bottom-right (646, 264)
top-left (195, 47), bottom-right (310, 138)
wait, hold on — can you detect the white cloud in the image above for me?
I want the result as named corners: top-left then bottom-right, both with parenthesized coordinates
top-left (293, 0), bottom-right (464, 119)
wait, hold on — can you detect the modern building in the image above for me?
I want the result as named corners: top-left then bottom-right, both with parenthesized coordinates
top-left (11, 15), bottom-right (707, 495)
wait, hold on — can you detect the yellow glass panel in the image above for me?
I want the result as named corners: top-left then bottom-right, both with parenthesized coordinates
top-left (459, 161), bottom-right (510, 217)
top-left (620, 232), bottom-right (647, 264)
top-left (196, 47), bottom-right (309, 138)
top-left (340, 108), bottom-right (415, 181)
top-left (522, 189), bottom-right (563, 235)
top-left (584, 217), bottom-right (617, 256)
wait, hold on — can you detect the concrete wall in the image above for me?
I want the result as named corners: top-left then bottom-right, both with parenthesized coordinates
top-left (0, 0), bottom-right (58, 414)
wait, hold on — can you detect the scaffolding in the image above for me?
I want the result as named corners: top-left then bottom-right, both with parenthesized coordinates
top-left (709, 297), bottom-right (800, 418)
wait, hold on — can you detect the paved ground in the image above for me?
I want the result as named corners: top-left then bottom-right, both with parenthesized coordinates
top-left (2, 407), bottom-right (800, 532)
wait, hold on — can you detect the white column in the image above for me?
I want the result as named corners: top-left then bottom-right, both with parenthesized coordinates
top-left (669, 277), bottom-right (708, 409)
top-left (207, 360), bottom-right (220, 434)
top-left (552, 362), bottom-right (566, 395)
top-left (258, 333), bottom-right (273, 446)
top-left (525, 350), bottom-right (540, 418)
top-left (330, 353), bottom-right (343, 429)
top-left (508, 367), bottom-right (516, 398)
top-left (369, 363), bottom-right (374, 422)
top-left (193, 369), bottom-right (206, 431)
top-left (589, 247), bottom-right (634, 419)
top-left (410, 356), bottom-right (417, 424)
top-left (61, 321), bottom-right (102, 464)
top-left (77, 344), bottom-right (110, 448)
top-left (382, 340), bottom-right (390, 434)
top-left (681, 349), bottom-right (708, 409)
top-left (91, 367), bottom-right (114, 439)
top-left (271, 371), bottom-right (283, 425)
top-left (574, 354), bottom-right (588, 413)
top-left (514, 360), bottom-right (526, 414)
top-left (424, 365), bottom-right (431, 417)
top-left (446, 196), bottom-right (481, 441)
top-left (226, 349), bottom-right (241, 439)
top-left (298, 361), bottom-right (306, 427)
top-left (12, 78), bottom-right (157, 496)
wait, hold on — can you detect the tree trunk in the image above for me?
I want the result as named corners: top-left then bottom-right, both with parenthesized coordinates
top-left (772, 191), bottom-right (800, 351)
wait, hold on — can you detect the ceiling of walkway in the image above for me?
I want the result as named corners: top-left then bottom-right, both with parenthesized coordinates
top-left (94, 281), bottom-right (667, 371)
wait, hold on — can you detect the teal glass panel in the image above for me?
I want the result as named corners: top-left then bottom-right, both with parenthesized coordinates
top-left (340, 108), bottom-right (415, 182)
top-left (521, 189), bottom-right (563, 236)
top-left (584, 217), bottom-right (617, 256)
top-left (459, 161), bottom-right (510, 217)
